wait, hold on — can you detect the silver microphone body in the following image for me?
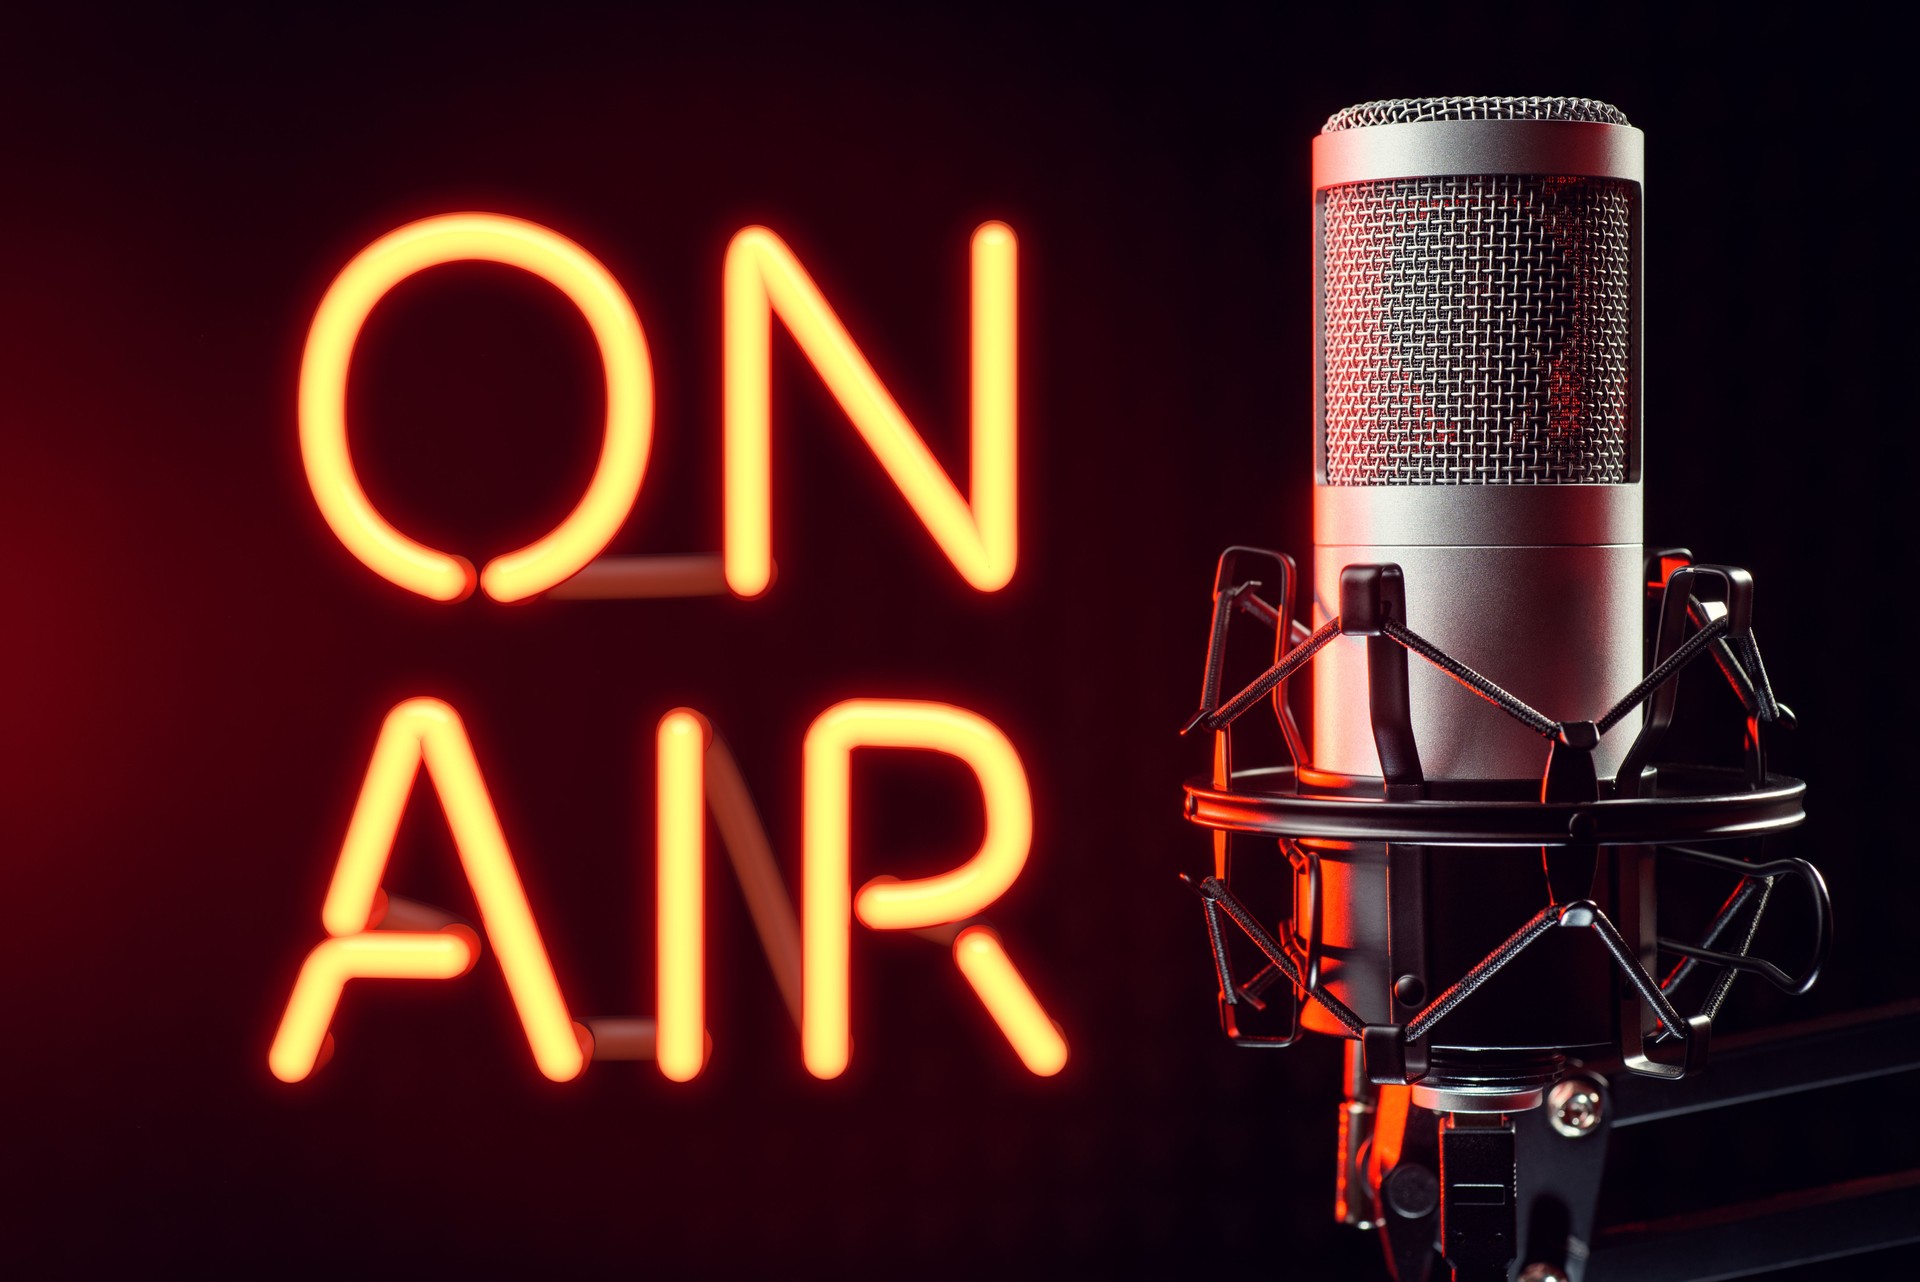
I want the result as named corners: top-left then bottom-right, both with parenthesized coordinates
top-left (1309, 102), bottom-right (1647, 784)
top-left (1299, 99), bottom-right (1646, 1047)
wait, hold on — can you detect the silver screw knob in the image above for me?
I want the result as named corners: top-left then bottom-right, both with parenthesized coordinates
top-left (1547, 1077), bottom-right (1605, 1138)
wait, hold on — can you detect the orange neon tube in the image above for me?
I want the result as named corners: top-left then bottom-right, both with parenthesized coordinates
top-left (269, 930), bottom-right (478, 1082)
top-left (843, 703), bottom-right (1031, 931)
top-left (655, 709), bottom-right (710, 1081)
top-left (801, 699), bottom-right (1033, 1078)
top-left (292, 697), bottom-right (585, 1081)
top-left (952, 926), bottom-right (1067, 1076)
top-left (723, 222), bottom-right (1017, 598)
top-left (299, 212), bottom-right (652, 602)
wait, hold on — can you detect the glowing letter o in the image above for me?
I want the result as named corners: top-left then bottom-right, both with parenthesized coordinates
top-left (299, 212), bottom-right (652, 602)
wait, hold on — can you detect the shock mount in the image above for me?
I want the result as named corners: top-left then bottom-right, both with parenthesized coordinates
top-left (1179, 546), bottom-right (1845, 1281)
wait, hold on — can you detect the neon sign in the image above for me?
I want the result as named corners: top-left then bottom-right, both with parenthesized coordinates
top-left (296, 211), bottom-right (1016, 602)
top-left (274, 213), bottom-right (1062, 1082)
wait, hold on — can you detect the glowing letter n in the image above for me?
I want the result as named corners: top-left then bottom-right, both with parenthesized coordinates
top-left (723, 223), bottom-right (1017, 597)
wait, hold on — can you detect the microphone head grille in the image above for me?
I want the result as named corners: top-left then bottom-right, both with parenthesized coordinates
top-left (1319, 143), bottom-right (1635, 485)
top-left (1322, 96), bottom-right (1630, 133)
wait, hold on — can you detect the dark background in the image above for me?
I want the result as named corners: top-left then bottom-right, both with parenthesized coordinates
top-left (2, 3), bottom-right (1911, 1277)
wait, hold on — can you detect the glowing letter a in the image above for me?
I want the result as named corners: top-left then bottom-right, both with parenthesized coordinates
top-left (269, 698), bottom-right (584, 1083)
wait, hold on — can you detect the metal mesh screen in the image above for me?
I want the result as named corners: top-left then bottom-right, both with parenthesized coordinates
top-left (1319, 173), bottom-right (1635, 485)
top-left (1323, 96), bottom-right (1629, 132)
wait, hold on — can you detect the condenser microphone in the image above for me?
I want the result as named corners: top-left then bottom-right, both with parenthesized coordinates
top-left (1310, 94), bottom-right (1642, 786)
top-left (1301, 93), bottom-right (1646, 1067)
top-left (1179, 96), bottom-right (1829, 1282)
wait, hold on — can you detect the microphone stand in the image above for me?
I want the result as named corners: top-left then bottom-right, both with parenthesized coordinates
top-left (1526, 1000), bottom-right (1920, 1281)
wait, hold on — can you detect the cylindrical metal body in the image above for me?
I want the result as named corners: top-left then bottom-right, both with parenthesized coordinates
top-left (1299, 98), bottom-right (1647, 1058)
top-left (1309, 99), bottom-right (1646, 782)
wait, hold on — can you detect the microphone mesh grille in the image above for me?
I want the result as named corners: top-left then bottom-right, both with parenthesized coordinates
top-left (1323, 96), bottom-right (1630, 132)
top-left (1320, 173), bottom-right (1635, 485)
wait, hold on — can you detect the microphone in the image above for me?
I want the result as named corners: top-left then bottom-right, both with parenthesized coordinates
top-left (1180, 97), bottom-right (1830, 1282)
top-left (1304, 95), bottom-right (1645, 1059)
top-left (1311, 93), bottom-right (1641, 788)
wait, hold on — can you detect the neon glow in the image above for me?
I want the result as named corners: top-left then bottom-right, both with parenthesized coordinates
top-left (952, 926), bottom-right (1068, 1076)
top-left (654, 720), bottom-right (807, 1078)
top-left (722, 222), bottom-right (1018, 598)
top-left (845, 706), bottom-right (1031, 931)
top-left (273, 697), bottom-right (586, 1081)
top-left (280, 212), bottom-right (1055, 1087)
top-left (269, 930), bottom-right (478, 1083)
top-left (801, 699), bottom-right (1039, 1078)
top-left (655, 708), bottom-right (709, 1082)
top-left (299, 212), bottom-right (653, 603)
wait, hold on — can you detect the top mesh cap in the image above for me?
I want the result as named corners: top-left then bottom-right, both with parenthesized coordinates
top-left (1318, 96), bottom-right (1634, 485)
top-left (1323, 96), bottom-right (1629, 133)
